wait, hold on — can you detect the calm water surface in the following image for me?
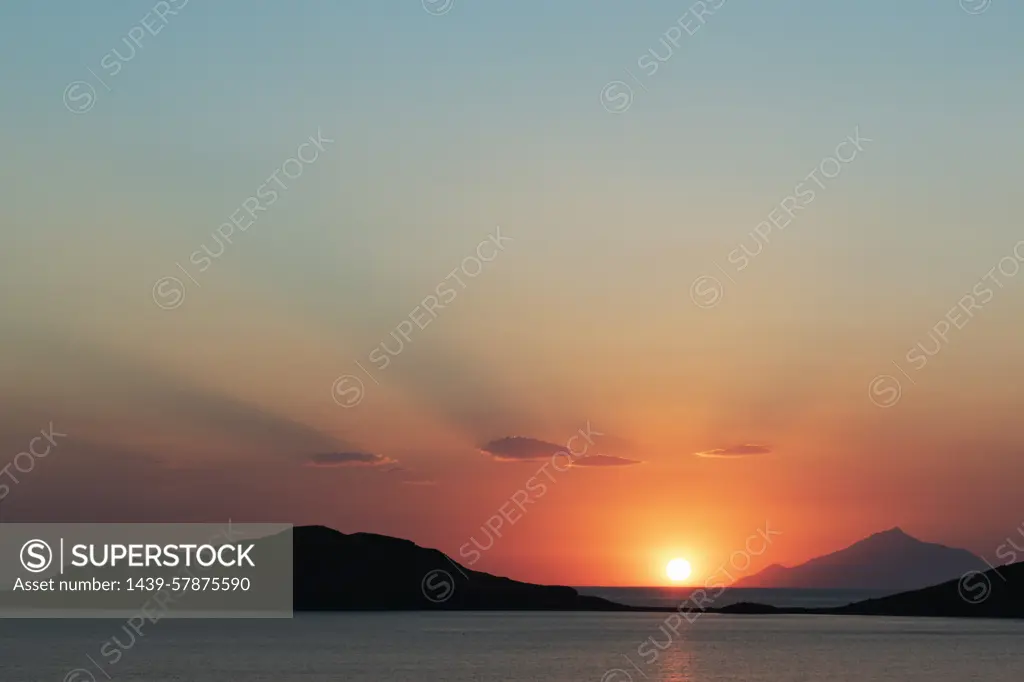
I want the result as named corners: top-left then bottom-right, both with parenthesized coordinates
top-left (576, 586), bottom-right (896, 608)
top-left (1, 613), bottom-right (1022, 681)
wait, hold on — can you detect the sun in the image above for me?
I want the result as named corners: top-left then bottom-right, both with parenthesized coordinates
top-left (666, 558), bottom-right (692, 582)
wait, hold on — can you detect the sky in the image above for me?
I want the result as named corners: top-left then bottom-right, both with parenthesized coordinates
top-left (1, 0), bottom-right (1023, 586)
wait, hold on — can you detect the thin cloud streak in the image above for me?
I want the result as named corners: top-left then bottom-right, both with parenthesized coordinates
top-left (306, 452), bottom-right (397, 467)
top-left (695, 444), bottom-right (773, 458)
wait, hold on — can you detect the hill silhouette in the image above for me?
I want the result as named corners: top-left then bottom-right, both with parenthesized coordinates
top-left (734, 527), bottom-right (988, 590)
top-left (716, 562), bottom-right (1023, 619)
top-left (833, 561), bottom-right (1024, 618)
top-left (290, 526), bottom-right (630, 610)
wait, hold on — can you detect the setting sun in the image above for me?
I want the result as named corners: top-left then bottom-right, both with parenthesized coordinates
top-left (666, 558), bottom-right (692, 582)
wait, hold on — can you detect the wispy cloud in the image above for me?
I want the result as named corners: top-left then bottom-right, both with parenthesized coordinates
top-left (384, 464), bottom-right (435, 485)
top-left (306, 452), bottom-right (397, 467)
top-left (695, 444), bottom-right (772, 458)
top-left (573, 455), bottom-right (642, 467)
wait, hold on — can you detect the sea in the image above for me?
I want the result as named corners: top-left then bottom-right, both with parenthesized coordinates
top-left (574, 586), bottom-right (896, 609)
top-left (1, 611), bottom-right (1023, 681)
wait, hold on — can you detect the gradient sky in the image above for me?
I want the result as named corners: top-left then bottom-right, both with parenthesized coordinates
top-left (1, 0), bottom-right (1023, 586)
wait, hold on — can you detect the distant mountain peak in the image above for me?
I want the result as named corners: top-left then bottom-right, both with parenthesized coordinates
top-left (877, 526), bottom-right (910, 537)
top-left (864, 527), bottom-right (916, 544)
top-left (734, 527), bottom-right (987, 590)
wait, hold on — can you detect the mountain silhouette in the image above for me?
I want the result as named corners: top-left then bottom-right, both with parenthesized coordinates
top-left (733, 527), bottom-right (988, 590)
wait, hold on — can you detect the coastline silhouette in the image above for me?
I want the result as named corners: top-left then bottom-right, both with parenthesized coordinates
top-left (281, 526), bottom-right (1023, 618)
